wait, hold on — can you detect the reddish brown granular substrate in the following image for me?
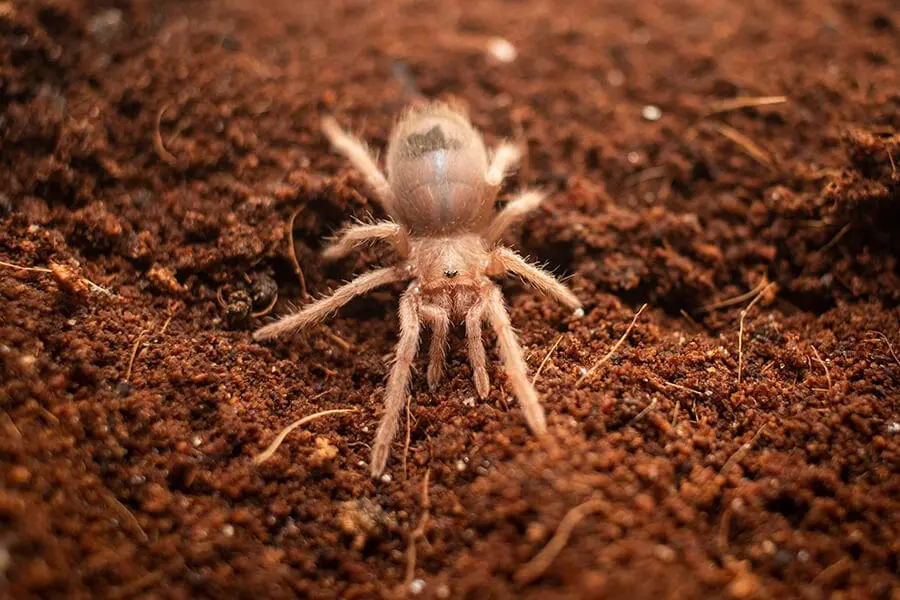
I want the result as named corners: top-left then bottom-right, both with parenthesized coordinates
top-left (1, 1), bottom-right (898, 598)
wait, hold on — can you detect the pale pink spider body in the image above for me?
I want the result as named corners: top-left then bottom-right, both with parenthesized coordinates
top-left (254, 102), bottom-right (582, 476)
top-left (387, 106), bottom-right (491, 233)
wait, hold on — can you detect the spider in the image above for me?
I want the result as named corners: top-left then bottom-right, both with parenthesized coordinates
top-left (254, 102), bottom-right (582, 477)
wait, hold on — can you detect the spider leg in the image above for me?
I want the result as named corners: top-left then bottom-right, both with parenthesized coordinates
top-left (485, 142), bottom-right (522, 188)
top-left (465, 300), bottom-right (490, 399)
top-left (420, 304), bottom-right (450, 391)
top-left (483, 188), bottom-right (545, 244)
top-left (488, 247), bottom-right (582, 313)
top-left (322, 221), bottom-right (409, 262)
top-left (253, 266), bottom-right (404, 341)
top-left (483, 285), bottom-right (546, 435)
top-left (322, 116), bottom-right (396, 212)
top-left (371, 285), bottom-right (421, 477)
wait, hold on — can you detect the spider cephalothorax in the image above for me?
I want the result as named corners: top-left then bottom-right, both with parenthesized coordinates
top-left (254, 102), bottom-right (582, 476)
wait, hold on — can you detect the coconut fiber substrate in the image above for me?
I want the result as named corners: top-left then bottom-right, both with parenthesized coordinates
top-left (1, 0), bottom-right (899, 598)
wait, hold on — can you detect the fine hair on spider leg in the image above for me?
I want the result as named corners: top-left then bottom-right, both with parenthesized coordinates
top-left (255, 102), bottom-right (581, 476)
top-left (370, 287), bottom-right (421, 477)
top-left (486, 142), bottom-right (523, 187)
top-left (253, 266), bottom-right (404, 341)
top-left (466, 300), bottom-right (490, 398)
top-left (489, 247), bottom-right (582, 312)
top-left (484, 286), bottom-right (547, 434)
top-left (420, 304), bottom-right (451, 391)
top-left (321, 220), bottom-right (406, 262)
top-left (483, 188), bottom-right (546, 244)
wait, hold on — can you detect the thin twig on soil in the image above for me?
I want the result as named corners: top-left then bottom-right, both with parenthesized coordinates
top-left (719, 424), bottom-right (767, 475)
top-left (717, 503), bottom-right (732, 557)
top-left (404, 468), bottom-right (431, 586)
top-left (810, 345), bottom-right (832, 391)
top-left (627, 398), bottom-right (658, 426)
top-left (0, 259), bottom-right (114, 297)
top-left (703, 95), bottom-right (788, 117)
top-left (403, 393), bottom-right (412, 480)
top-left (124, 328), bottom-right (151, 382)
top-left (680, 309), bottom-right (700, 328)
top-left (661, 380), bottom-right (704, 396)
top-left (153, 103), bottom-right (179, 166)
top-left (102, 488), bottom-right (149, 543)
top-left (865, 331), bottom-right (900, 368)
top-left (215, 285), bottom-right (228, 309)
top-left (35, 404), bottom-right (59, 426)
top-left (157, 313), bottom-right (177, 338)
top-left (0, 261), bottom-right (54, 275)
top-left (738, 282), bottom-right (775, 385)
top-left (818, 223), bottom-right (851, 255)
top-left (624, 165), bottom-right (668, 186)
top-left (325, 329), bottom-right (351, 351)
top-left (154, 303), bottom-right (182, 341)
top-left (711, 122), bottom-right (775, 169)
top-left (253, 408), bottom-right (357, 465)
top-left (1, 410), bottom-right (22, 440)
top-left (701, 277), bottom-right (768, 313)
top-left (576, 304), bottom-right (648, 387)
top-left (887, 149), bottom-right (896, 176)
top-left (309, 388), bottom-right (334, 403)
top-left (287, 207), bottom-right (309, 300)
top-left (812, 556), bottom-right (851, 585)
top-left (125, 309), bottom-right (182, 381)
top-left (532, 334), bottom-right (565, 384)
top-left (515, 498), bottom-right (608, 584)
top-left (314, 363), bottom-right (339, 377)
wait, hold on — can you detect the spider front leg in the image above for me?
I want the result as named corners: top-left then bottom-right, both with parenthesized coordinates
top-left (371, 286), bottom-right (421, 477)
top-left (486, 142), bottom-right (522, 187)
top-left (253, 266), bottom-right (403, 341)
top-left (483, 189), bottom-right (545, 245)
top-left (322, 116), bottom-right (395, 211)
top-left (322, 221), bottom-right (408, 262)
top-left (465, 301), bottom-right (490, 399)
top-left (483, 286), bottom-right (546, 434)
top-left (420, 304), bottom-right (450, 391)
top-left (488, 247), bottom-right (582, 313)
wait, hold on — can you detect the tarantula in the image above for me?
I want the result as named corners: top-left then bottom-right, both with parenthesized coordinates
top-left (254, 103), bottom-right (582, 477)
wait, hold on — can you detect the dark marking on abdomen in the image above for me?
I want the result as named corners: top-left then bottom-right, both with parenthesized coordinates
top-left (403, 125), bottom-right (462, 158)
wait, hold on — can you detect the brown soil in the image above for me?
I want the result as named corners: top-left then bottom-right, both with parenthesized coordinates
top-left (2, 0), bottom-right (899, 598)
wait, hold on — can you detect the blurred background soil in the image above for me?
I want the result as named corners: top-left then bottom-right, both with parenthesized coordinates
top-left (1, 0), bottom-right (899, 598)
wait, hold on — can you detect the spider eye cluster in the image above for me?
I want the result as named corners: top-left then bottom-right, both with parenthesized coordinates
top-left (444, 270), bottom-right (459, 278)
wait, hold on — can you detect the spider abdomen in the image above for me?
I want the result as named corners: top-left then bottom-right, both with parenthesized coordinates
top-left (386, 106), bottom-right (492, 234)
